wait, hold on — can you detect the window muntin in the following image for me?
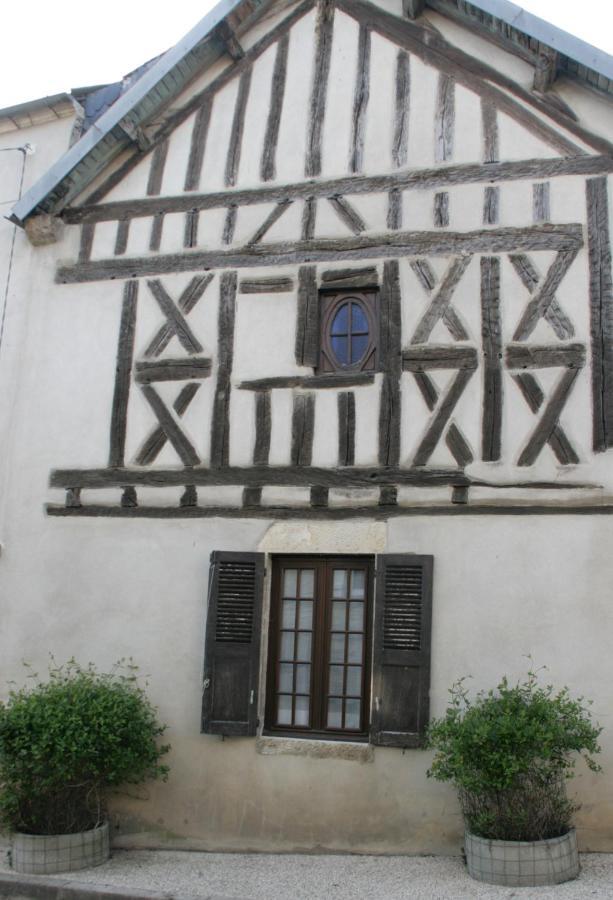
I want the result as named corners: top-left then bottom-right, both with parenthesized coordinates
top-left (319, 291), bottom-right (378, 374)
top-left (266, 556), bottom-right (373, 739)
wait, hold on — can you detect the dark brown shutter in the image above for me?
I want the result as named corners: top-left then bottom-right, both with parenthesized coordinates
top-left (370, 554), bottom-right (433, 748)
top-left (201, 551), bottom-right (265, 736)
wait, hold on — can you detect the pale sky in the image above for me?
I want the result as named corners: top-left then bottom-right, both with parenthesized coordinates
top-left (0, 0), bottom-right (611, 111)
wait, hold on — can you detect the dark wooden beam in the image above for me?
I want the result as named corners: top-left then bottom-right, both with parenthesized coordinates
top-left (184, 100), bottom-right (212, 192)
top-left (379, 261), bottom-right (402, 466)
top-left (210, 272), bottom-right (237, 467)
top-left (240, 373), bottom-right (375, 391)
top-left (481, 256), bottom-right (503, 462)
top-left (306, 0), bottom-right (335, 178)
top-left (108, 281), bottom-right (138, 468)
top-left (350, 23), bottom-right (371, 174)
top-left (294, 266), bottom-right (318, 367)
top-left (261, 33), bottom-right (289, 183)
top-left (225, 68), bottom-right (252, 188)
top-left (66, 156), bottom-right (613, 226)
top-left (134, 357), bottom-right (212, 383)
top-left (48, 502), bottom-right (613, 520)
top-left (50, 467), bottom-right (597, 496)
top-left (587, 176), bottom-right (613, 451)
top-left (57, 225), bottom-right (583, 284)
top-left (50, 465), bottom-right (471, 490)
top-left (393, 51), bottom-right (410, 168)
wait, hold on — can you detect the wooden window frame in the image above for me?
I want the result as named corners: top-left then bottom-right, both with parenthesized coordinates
top-left (318, 289), bottom-right (379, 375)
top-left (264, 554), bottom-right (374, 742)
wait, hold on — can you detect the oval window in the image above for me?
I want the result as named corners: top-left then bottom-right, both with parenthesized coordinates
top-left (330, 300), bottom-right (370, 367)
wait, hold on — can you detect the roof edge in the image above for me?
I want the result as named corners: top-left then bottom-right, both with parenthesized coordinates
top-left (8, 0), bottom-right (249, 227)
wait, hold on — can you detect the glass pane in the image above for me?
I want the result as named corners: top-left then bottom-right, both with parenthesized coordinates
top-left (328, 665), bottom-right (344, 695)
top-left (350, 570), bottom-right (366, 600)
top-left (298, 601), bottom-right (313, 630)
top-left (295, 696), bottom-right (310, 727)
top-left (348, 602), bottom-right (364, 632)
top-left (283, 569), bottom-right (298, 597)
top-left (280, 632), bottom-right (295, 661)
top-left (346, 666), bottom-right (362, 696)
top-left (348, 634), bottom-right (363, 664)
top-left (331, 303), bottom-right (349, 335)
top-left (331, 601), bottom-right (346, 630)
top-left (296, 664), bottom-right (311, 695)
top-left (327, 698), bottom-right (342, 729)
top-left (351, 303), bottom-right (369, 333)
top-left (332, 570), bottom-right (348, 598)
top-left (345, 699), bottom-right (361, 730)
top-left (330, 633), bottom-right (346, 663)
top-left (282, 600), bottom-right (296, 630)
top-left (277, 695), bottom-right (292, 725)
top-left (351, 334), bottom-right (369, 364)
top-left (279, 663), bottom-right (293, 693)
top-left (296, 632), bottom-right (312, 662)
top-left (300, 569), bottom-right (314, 599)
top-left (331, 335), bottom-right (348, 364)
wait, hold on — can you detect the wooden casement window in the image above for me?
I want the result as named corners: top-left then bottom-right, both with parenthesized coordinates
top-left (318, 290), bottom-right (379, 374)
top-left (202, 552), bottom-right (433, 747)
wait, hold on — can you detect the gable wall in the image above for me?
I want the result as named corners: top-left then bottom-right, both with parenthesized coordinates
top-left (2, 1), bottom-right (613, 857)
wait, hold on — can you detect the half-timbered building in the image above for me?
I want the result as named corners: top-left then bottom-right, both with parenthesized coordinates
top-left (2, 0), bottom-right (613, 854)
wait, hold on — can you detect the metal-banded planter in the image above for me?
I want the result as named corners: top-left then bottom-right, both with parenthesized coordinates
top-left (465, 828), bottom-right (580, 887)
top-left (11, 822), bottom-right (110, 875)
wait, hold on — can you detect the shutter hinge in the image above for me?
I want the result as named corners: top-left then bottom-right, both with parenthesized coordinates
top-left (203, 678), bottom-right (210, 690)
top-left (250, 689), bottom-right (255, 705)
top-left (375, 696), bottom-right (380, 712)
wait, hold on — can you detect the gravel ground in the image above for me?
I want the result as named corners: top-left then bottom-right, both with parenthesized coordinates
top-left (3, 849), bottom-right (613, 899)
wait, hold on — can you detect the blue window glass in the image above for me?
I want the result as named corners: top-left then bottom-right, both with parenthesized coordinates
top-left (330, 300), bottom-right (370, 367)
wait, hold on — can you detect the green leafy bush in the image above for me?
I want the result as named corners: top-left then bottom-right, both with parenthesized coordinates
top-left (0, 659), bottom-right (170, 835)
top-left (426, 670), bottom-right (602, 841)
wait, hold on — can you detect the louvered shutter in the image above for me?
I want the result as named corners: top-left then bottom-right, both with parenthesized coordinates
top-left (201, 551), bottom-right (265, 736)
top-left (370, 554), bottom-right (433, 748)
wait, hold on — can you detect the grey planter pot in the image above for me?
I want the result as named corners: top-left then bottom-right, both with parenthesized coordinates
top-left (11, 821), bottom-right (110, 874)
top-left (464, 828), bottom-right (580, 886)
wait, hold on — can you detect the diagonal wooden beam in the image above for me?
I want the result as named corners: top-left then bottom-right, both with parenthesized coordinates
top-left (328, 196), bottom-right (366, 234)
top-left (140, 385), bottom-right (200, 466)
top-left (144, 276), bottom-right (212, 357)
top-left (248, 200), bottom-right (292, 244)
top-left (513, 373), bottom-right (578, 465)
top-left (135, 383), bottom-right (200, 466)
top-left (517, 368), bottom-right (580, 466)
top-left (146, 280), bottom-right (203, 355)
top-left (411, 256), bottom-right (471, 343)
top-left (413, 368), bottom-right (475, 466)
top-left (512, 247), bottom-right (580, 341)
top-left (509, 253), bottom-right (574, 340)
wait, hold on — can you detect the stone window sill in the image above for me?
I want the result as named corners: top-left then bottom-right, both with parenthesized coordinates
top-left (256, 735), bottom-right (374, 762)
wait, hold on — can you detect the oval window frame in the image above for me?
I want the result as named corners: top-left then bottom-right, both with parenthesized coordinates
top-left (319, 291), bottom-right (378, 374)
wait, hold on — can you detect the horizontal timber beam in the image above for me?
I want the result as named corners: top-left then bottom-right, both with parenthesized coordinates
top-left (50, 466), bottom-right (470, 490)
top-left (64, 156), bottom-right (613, 226)
top-left (49, 466), bottom-right (597, 492)
top-left (57, 225), bottom-right (583, 284)
top-left (239, 373), bottom-right (375, 391)
top-left (47, 502), bottom-right (613, 519)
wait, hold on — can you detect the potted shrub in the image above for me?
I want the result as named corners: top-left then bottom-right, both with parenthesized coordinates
top-left (427, 669), bottom-right (602, 887)
top-left (0, 659), bottom-right (170, 874)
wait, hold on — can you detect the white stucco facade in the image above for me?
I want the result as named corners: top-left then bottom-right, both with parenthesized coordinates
top-left (2, 0), bottom-right (613, 855)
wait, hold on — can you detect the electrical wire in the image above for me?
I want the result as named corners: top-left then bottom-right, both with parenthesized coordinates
top-left (0, 147), bottom-right (27, 363)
